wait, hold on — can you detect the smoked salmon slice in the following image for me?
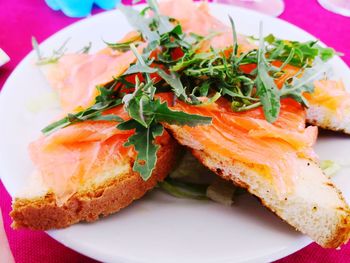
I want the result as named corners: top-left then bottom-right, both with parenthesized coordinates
top-left (29, 106), bottom-right (134, 205)
top-left (43, 40), bottom-right (144, 113)
top-left (158, 93), bottom-right (317, 192)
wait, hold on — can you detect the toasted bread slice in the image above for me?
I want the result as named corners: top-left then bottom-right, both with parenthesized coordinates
top-left (307, 105), bottom-right (350, 134)
top-left (166, 124), bottom-right (350, 248)
top-left (11, 136), bottom-right (181, 230)
top-left (305, 80), bottom-right (350, 134)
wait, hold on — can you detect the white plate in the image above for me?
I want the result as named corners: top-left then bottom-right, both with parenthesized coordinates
top-left (1, 3), bottom-right (350, 263)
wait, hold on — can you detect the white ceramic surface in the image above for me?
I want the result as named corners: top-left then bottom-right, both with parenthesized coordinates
top-left (1, 3), bottom-right (350, 263)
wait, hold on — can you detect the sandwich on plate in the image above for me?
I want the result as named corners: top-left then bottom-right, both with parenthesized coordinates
top-left (11, 0), bottom-right (350, 249)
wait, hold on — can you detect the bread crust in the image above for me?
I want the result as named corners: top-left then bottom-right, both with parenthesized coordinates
top-left (307, 105), bottom-right (350, 135)
top-left (324, 214), bottom-right (350, 248)
top-left (11, 137), bottom-right (181, 230)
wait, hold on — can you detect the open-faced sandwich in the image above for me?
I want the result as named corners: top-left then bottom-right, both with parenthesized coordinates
top-left (11, 0), bottom-right (350, 249)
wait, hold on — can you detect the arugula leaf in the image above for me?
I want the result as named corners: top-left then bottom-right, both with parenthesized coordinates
top-left (198, 80), bottom-right (211, 96)
top-left (280, 59), bottom-right (330, 106)
top-left (229, 16), bottom-right (238, 56)
top-left (152, 99), bottom-right (212, 126)
top-left (124, 44), bottom-right (158, 75)
top-left (255, 24), bottom-right (281, 123)
top-left (264, 33), bottom-right (276, 44)
top-left (42, 85), bottom-right (123, 135)
top-left (119, 5), bottom-right (159, 43)
top-left (125, 63), bottom-right (158, 75)
top-left (32, 36), bottom-right (42, 59)
top-left (318, 46), bottom-right (337, 61)
top-left (147, 0), bottom-right (160, 14)
top-left (95, 85), bottom-right (118, 104)
top-left (128, 93), bottom-right (155, 127)
top-left (32, 36), bottom-right (70, 65)
top-left (266, 38), bottom-right (336, 67)
top-left (42, 99), bottom-right (123, 135)
top-left (157, 69), bottom-right (188, 99)
top-left (119, 0), bottom-right (176, 47)
top-left (171, 52), bottom-right (214, 72)
top-left (146, 0), bottom-right (174, 35)
top-left (33, 36), bottom-right (94, 65)
top-left (77, 42), bottom-right (92, 54)
top-left (118, 120), bottom-right (164, 180)
top-left (125, 88), bottom-right (211, 128)
top-left (42, 117), bottom-right (73, 135)
top-left (90, 115), bottom-right (124, 121)
top-left (104, 34), bottom-right (142, 52)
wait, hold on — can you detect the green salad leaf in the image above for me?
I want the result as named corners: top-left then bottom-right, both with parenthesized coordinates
top-left (152, 99), bottom-right (212, 126)
top-left (280, 60), bottom-right (330, 107)
top-left (255, 24), bottom-right (281, 122)
top-left (159, 178), bottom-right (209, 200)
top-left (119, 120), bottom-right (164, 180)
top-left (42, 97), bottom-right (123, 135)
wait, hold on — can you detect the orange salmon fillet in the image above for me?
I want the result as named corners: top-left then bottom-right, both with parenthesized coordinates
top-left (158, 92), bottom-right (318, 193)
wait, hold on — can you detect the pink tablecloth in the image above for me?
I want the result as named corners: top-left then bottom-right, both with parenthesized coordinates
top-left (1, 0), bottom-right (350, 262)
